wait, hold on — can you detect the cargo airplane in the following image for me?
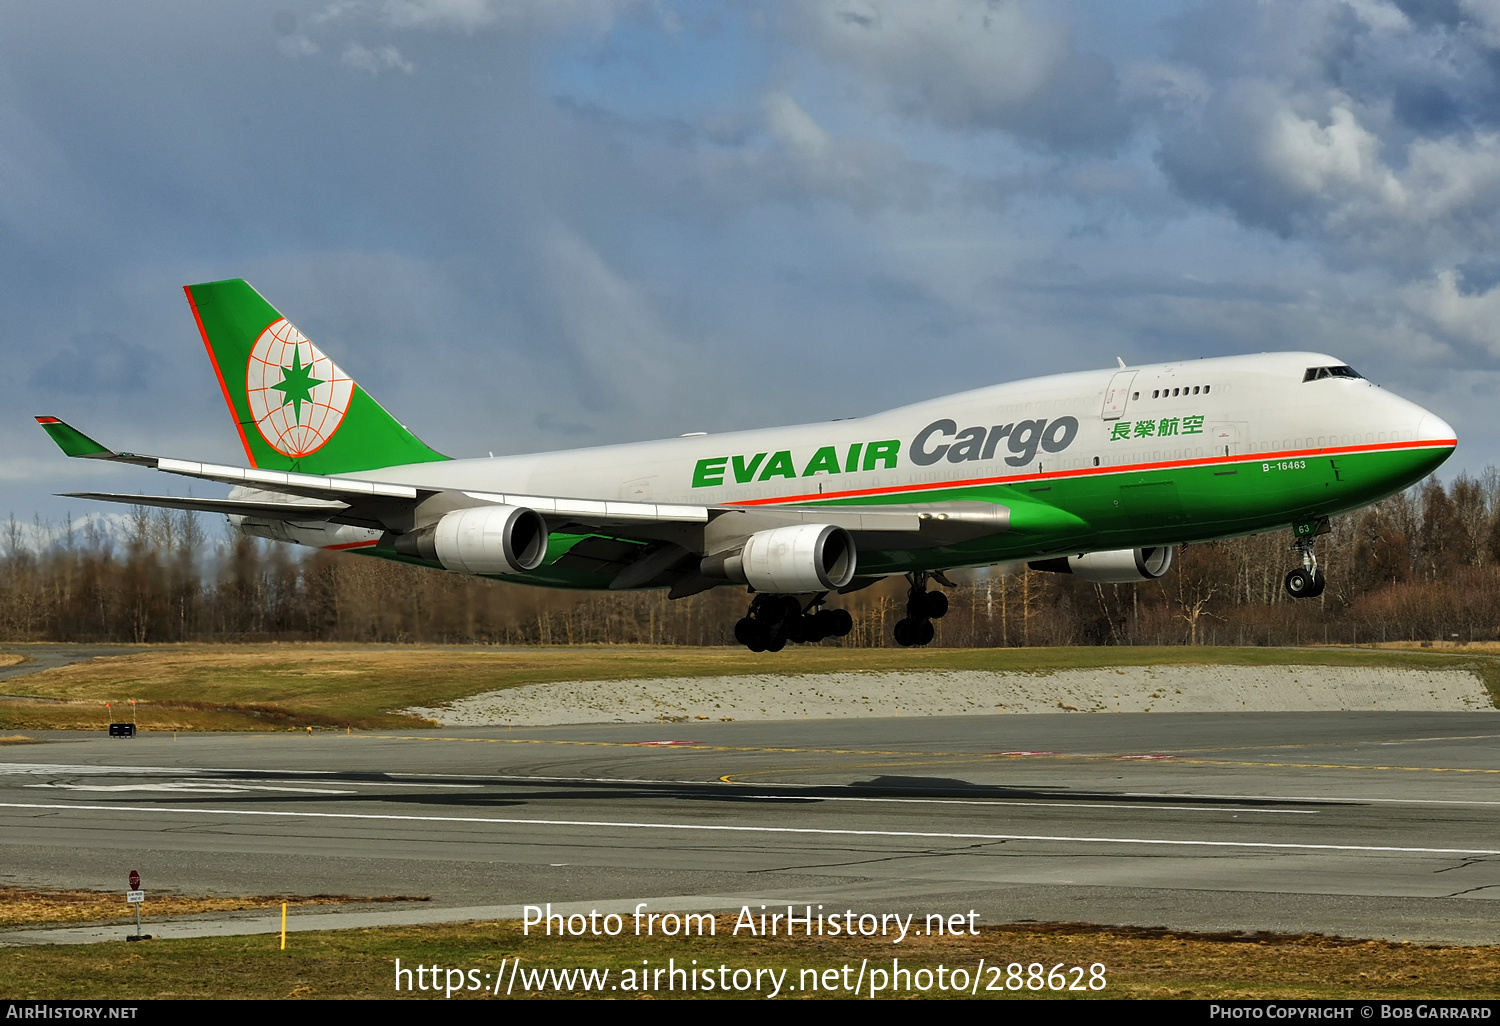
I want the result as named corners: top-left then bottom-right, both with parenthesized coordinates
top-left (38, 280), bottom-right (1457, 650)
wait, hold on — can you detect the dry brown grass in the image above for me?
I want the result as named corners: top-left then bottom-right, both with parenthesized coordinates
top-left (1, 915), bottom-right (1496, 999)
top-left (0, 887), bottom-right (429, 927)
top-left (0, 652), bottom-right (26, 668)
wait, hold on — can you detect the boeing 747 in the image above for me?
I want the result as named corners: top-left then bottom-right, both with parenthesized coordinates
top-left (38, 279), bottom-right (1457, 650)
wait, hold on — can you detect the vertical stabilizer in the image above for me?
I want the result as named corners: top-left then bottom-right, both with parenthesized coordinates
top-left (184, 279), bottom-right (447, 474)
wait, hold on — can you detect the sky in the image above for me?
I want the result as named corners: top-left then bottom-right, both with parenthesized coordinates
top-left (5, 0), bottom-right (1500, 525)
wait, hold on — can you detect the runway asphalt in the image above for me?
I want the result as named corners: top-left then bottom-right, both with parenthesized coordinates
top-left (2, 711), bottom-right (1498, 946)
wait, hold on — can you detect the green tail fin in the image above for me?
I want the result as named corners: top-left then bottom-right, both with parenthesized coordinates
top-left (184, 279), bottom-right (447, 474)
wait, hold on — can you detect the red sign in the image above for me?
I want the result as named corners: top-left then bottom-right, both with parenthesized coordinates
top-left (128, 870), bottom-right (140, 890)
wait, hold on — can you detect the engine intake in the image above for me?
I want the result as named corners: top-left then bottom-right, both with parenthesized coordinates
top-left (395, 504), bottom-right (549, 575)
top-left (702, 524), bottom-right (857, 593)
top-left (1029, 546), bottom-right (1173, 584)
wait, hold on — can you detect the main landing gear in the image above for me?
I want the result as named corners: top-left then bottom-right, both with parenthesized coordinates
top-left (1283, 521), bottom-right (1327, 599)
top-left (894, 571), bottom-right (951, 647)
top-left (734, 593), bottom-right (854, 652)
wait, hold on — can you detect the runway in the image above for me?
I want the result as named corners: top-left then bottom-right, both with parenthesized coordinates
top-left (2, 711), bottom-right (1498, 945)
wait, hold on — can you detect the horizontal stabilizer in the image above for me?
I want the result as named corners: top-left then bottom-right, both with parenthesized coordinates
top-left (59, 493), bottom-right (350, 519)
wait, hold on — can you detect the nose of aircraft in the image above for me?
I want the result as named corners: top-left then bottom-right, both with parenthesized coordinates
top-left (1417, 411), bottom-right (1457, 446)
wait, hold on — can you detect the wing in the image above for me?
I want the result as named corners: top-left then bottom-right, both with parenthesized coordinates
top-left (37, 416), bottom-right (711, 534)
top-left (39, 417), bottom-right (1078, 594)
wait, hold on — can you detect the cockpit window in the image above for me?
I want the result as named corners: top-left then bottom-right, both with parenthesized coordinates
top-left (1303, 365), bottom-right (1363, 382)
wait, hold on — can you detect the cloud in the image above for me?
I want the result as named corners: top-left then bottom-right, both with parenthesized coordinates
top-left (532, 223), bottom-right (689, 416)
top-left (1150, 0), bottom-right (1500, 269)
top-left (1403, 269), bottom-right (1500, 356)
top-left (753, 92), bottom-right (935, 209)
top-left (784, 0), bottom-right (1131, 152)
top-left (314, 0), bottom-right (624, 32)
top-left (382, 0), bottom-right (497, 30)
top-left (277, 34), bottom-right (319, 58)
top-left (28, 333), bottom-right (165, 397)
top-left (341, 42), bottom-right (414, 74)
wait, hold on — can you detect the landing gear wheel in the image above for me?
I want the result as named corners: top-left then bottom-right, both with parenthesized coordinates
top-left (894, 618), bottom-right (917, 647)
top-left (922, 591), bottom-right (949, 620)
top-left (1307, 568), bottom-right (1326, 597)
top-left (1284, 568), bottom-right (1315, 598)
top-left (734, 617), bottom-right (756, 646)
top-left (738, 594), bottom-right (853, 650)
top-left (894, 617), bottom-right (935, 647)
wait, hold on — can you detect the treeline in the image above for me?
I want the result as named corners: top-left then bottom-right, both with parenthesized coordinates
top-left (3, 473), bottom-right (1499, 647)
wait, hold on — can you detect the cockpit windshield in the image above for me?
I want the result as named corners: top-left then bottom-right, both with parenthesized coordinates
top-left (1302, 365), bottom-right (1363, 382)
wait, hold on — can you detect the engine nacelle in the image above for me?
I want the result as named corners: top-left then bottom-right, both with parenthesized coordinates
top-left (1029, 546), bottom-right (1173, 584)
top-left (395, 504), bottom-right (549, 575)
top-left (703, 524), bottom-right (857, 593)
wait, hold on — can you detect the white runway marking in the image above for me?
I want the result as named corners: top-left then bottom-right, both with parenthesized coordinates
top-left (0, 801), bottom-right (1493, 856)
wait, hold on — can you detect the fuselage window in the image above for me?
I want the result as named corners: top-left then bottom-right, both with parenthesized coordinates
top-left (1152, 389), bottom-right (1159, 398)
top-left (1204, 384), bottom-right (1210, 393)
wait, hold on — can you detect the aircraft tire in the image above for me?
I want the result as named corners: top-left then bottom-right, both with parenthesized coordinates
top-left (923, 591), bottom-right (949, 620)
top-left (893, 618), bottom-right (916, 647)
top-left (1284, 568), bottom-right (1316, 599)
top-left (915, 619), bottom-right (935, 645)
top-left (827, 608), bottom-right (853, 637)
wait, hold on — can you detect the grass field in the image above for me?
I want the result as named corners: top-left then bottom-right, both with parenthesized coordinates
top-left (2, 915), bottom-right (1495, 1000)
top-left (0, 887), bottom-right (427, 927)
top-left (0, 643), bottom-right (1496, 731)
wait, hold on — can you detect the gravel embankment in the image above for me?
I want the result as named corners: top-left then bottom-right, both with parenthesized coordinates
top-left (405, 665), bottom-right (1496, 726)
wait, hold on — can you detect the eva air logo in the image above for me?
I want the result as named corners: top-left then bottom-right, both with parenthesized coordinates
top-left (245, 319), bottom-right (354, 457)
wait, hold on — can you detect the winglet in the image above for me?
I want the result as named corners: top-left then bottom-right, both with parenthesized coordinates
top-left (35, 417), bottom-right (115, 459)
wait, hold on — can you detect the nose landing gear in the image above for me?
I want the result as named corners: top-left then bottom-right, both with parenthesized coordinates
top-left (894, 571), bottom-right (952, 647)
top-left (734, 593), bottom-right (854, 651)
top-left (1283, 520), bottom-right (1327, 599)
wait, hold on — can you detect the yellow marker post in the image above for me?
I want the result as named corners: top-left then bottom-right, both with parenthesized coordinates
top-left (280, 902), bottom-right (287, 950)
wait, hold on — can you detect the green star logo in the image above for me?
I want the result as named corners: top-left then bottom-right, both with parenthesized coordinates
top-left (271, 347), bottom-right (324, 424)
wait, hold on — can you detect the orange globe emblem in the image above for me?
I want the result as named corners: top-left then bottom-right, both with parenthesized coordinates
top-left (245, 319), bottom-right (354, 457)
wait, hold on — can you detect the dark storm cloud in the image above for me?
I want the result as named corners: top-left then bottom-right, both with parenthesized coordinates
top-left (1151, 0), bottom-right (1500, 274)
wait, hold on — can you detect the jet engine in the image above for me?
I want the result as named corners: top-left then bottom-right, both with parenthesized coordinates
top-left (1029, 546), bottom-right (1173, 584)
top-left (702, 523), bottom-right (857, 593)
top-left (394, 504), bottom-right (550, 575)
